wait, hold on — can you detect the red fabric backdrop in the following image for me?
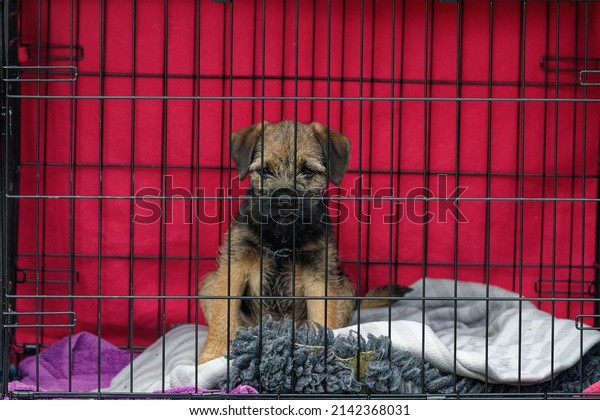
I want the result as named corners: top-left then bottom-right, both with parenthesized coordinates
top-left (15, 0), bottom-right (600, 348)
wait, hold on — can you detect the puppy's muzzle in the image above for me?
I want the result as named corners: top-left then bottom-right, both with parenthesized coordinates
top-left (267, 188), bottom-right (299, 226)
top-left (271, 187), bottom-right (298, 210)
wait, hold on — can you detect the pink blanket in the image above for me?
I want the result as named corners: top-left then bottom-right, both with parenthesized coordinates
top-left (584, 380), bottom-right (600, 394)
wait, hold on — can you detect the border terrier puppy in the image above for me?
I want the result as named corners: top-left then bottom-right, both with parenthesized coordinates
top-left (199, 121), bottom-right (404, 364)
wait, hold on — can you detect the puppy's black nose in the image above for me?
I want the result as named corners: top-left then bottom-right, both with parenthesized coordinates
top-left (271, 188), bottom-right (298, 209)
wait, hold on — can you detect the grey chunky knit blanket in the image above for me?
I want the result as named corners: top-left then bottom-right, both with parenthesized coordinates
top-left (223, 317), bottom-right (600, 394)
top-left (221, 278), bottom-right (600, 394)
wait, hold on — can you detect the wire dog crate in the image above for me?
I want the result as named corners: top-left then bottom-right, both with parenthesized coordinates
top-left (2, 0), bottom-right (600, 399)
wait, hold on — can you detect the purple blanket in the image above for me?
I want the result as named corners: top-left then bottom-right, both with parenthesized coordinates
top-left (11, 332), bottom-right (132, 392)
top-left (7, 332), bottom-right (256, 396)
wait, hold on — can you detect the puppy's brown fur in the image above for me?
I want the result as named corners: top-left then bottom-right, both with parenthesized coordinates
top-left (199, 121), bottom-right (402, 364)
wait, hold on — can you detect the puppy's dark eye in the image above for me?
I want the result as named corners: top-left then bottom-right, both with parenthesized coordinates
top-left (260, 168), bottom-right (274, 178)
top-left (302, 168), bottom-right (317, 178)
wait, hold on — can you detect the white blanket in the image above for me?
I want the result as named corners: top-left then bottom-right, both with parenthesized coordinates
top-left (104, 278), bottom-right (600, 392)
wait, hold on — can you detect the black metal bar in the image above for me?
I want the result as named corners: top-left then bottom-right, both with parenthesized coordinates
top-left (9, 94), bottom-right (600, 103)
top-left (387, 0), bottom-right (397, 392)
top-left (33, 0), bottom-right (42, 393)
top-left (66, 0), bottom-right (76, 394)
top-left (483, 0), bottom-right (495, 392)
top-left (393, 0), bottom-right (407, 289)
top-left (323, 0), bottom-right (338, 393)
top-left (128, 0), bottom-right (137, 393)
top-left (537, 0), bottom-right (551, 315)
top-left (333, 0), bottom-right (345, 250)
top-left (291, 0), bottom-right (300, 394)
top-left (280, 0), bottom-right (287, 121)
top-left (451, 0), bottom-right (464, 394)
top-left (0, 0), bottom-right (20, 398)
top-left (309, 0), bottom-right (316, 121)
top-left (190, 0), bottom-right (202, 393)
top-left (592, 1), bottom-right (600, 328)
top-left (550, 0), bottom-right (561, 392)
top-left (226, 0), bottom-right (234, 391)
top-left (19, 161), bottom-right (598, 180)
top-left (566, 0), bottom-right (581, 341)
top-left (516, 0), bottom-right (528, 393)
top-left (257, 0), bottom-right (267, 395)
top-left (364, 0), bottom-right (376, 297)
top-left (579, 0), bottom-right (590, 392)
top-left (14, 250), bottom-right (598, 272)
top-left (4, 390), bottom-right (595, 400)
top-left (96, 0), bottom-right (107, 395)
top-left (7, 293), bottom-right (600, 304)
top-left (249, 0), bottom-right (258, 122)
top-left (355, 0), bottom-right (366, 392)
top-left (12, 194), bottom-right (600, 203)
top-left (421, 0), bottom-right (434, 394)
top-left (159, 0), bottom-right (170, 394)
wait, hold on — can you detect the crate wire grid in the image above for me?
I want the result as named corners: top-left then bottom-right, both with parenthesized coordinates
top-left (1, 0), bottom-right (600, 397)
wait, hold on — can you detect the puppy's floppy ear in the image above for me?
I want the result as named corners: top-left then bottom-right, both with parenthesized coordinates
top-left (230, 122), bottom-right (268, 180)
top-left (311, 122), bottom-right (351, 185)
